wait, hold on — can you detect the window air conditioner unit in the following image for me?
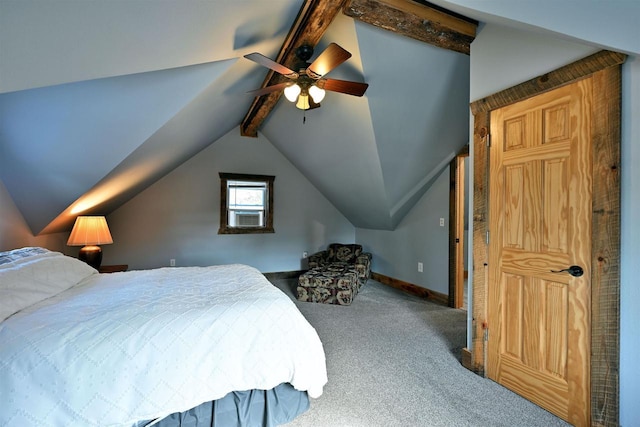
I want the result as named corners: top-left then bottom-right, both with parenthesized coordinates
top-left (235, 212), bottom-right (262, 227)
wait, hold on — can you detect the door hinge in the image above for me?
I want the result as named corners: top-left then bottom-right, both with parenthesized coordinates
top-left (485, 133), bottom-right (491, 147)
top-left (484, 328), bottom-right (489, 342)
top-left (486, 231), bottom-right (490, 245)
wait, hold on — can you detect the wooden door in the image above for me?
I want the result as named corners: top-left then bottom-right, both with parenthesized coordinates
top-left (449, 147), bottom-right (469, 310)
top-left (454, 154), bottom-right (467, 309)
top-left (487, 78), bottom-right (592, 425)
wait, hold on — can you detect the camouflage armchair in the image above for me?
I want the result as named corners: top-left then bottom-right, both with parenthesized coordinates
top-left (308, 243), bottom-right (372, 286)
top-left (297, 243), bottom-right (372, 305)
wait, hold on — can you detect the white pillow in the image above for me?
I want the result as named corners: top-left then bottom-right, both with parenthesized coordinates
top-left (0, 247), bottom-right (56, 269)
top-left (0, 254), bottom-right (97, 322)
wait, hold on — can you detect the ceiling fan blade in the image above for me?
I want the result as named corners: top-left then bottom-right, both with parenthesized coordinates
top-left (306, 43), bottom-right (351, 79)
top-left (247, 82), bottom-right (290, 97)
top-left (244, 53), bottom-right (298, 79)
top-left (318, 78), bottom-right (369, 97)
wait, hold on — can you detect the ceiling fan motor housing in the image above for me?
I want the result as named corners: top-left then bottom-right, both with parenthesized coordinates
top-left (295, 45), bottom-right (314, 61)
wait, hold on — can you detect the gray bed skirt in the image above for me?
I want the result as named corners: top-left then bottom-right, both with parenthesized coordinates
top-left (139, 383), bottom-right (310, 427)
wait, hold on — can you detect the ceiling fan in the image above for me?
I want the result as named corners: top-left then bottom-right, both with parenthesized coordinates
top-left (244, 43), bottom-right (368, 110)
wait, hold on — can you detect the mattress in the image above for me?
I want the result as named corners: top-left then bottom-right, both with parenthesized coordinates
top-left (0, 250), bottom-right (327, 426)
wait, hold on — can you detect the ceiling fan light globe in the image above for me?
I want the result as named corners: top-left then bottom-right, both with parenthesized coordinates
top-left (309, 85), bottom-right (326, 103)
top-left (284, 84), bottom-right (301, 102)
top-left (296, 94), bottom-right (310, 110)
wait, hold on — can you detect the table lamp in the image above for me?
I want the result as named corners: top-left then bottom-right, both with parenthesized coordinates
top-left (67, 216), bottom-right (113, 269)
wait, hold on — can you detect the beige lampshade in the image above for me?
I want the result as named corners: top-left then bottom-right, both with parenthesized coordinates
top-left (284, 83), bottom-right (301, 102)
top-left (67, 216), bottom-right (113, 246)
top-left (308, 85), bottom-right (325, 103)
top-left (296, 94), bottom-right (310, 110)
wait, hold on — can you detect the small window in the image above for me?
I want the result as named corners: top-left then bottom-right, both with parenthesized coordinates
top-left (219, 173), bottom-right (274, 234)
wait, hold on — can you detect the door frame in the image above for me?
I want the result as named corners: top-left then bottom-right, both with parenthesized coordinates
top-left (449, 145), bottom-right (469, 309)
top-left (464, 50), bottom-right (625, 426)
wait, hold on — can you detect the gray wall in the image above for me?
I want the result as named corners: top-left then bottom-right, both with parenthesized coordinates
top-left (469, 23), bottom-right (640, 425)
top-left (356, 166), bottom-right (450, 295)
top-left (620, 53), bottom-right (640, 427)
top-left (0, 178), bottom-right (67, 252)
top-left (102, 127), bottom-right (355, 272)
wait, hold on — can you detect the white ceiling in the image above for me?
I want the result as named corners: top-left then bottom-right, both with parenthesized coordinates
top-left (434, 0), bottom-right (640, 57)
top-left (0, 0), bottom-right (637, 234)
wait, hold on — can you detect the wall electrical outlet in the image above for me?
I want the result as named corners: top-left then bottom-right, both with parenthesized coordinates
top-left (439, 218), bottom-right (445, 227)
top-left (302, 251), bottom-right (308, 259)
top-left (418, 262), bottom-right (423, 273)
top-left (170, 259), bottom-right (176, 267)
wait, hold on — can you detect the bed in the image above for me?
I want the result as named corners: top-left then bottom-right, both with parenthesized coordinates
top-left (0, 248), bottom-right (327, 426)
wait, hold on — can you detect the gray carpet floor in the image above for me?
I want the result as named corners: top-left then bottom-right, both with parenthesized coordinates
top-left (271, 278), bottom-right (570, 427)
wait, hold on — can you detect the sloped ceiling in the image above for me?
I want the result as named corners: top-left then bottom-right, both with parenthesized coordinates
top-left (1, 0), bottom-right (637, 235)
top-left (434, 0), bottom-right (640, 57)
top-left (0, 0), bottom-right (305, 234)
top-left (263, 12), bottom-right (469, 229)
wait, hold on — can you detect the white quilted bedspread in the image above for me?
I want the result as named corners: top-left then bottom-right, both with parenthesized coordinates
top-left (0, 264), bottom-right (327, 426)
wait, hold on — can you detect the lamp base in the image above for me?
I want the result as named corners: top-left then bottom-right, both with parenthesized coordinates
top-left (79, 245), bottom-right (103, 270)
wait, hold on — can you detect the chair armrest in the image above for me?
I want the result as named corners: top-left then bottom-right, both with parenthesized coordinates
top-left (308, 250), bottom-right (329, 269)
top-left (356, 252), bottom-right (372, 262)
top-left (354, 252), bottom-right (372, 280)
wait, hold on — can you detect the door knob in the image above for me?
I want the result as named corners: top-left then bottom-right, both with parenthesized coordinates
top-left (550, 265), bottom-right (584, 277)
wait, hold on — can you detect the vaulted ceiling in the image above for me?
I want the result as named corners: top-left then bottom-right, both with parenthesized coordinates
top-left (1, 1), bottom-right (637, 235)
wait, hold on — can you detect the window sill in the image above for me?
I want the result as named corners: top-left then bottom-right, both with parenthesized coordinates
top-left (218, 227), bottom-right (275, 235)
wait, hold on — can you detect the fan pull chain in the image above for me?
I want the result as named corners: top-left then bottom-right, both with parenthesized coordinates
top-left (303, 109), bottom-right (306, 124)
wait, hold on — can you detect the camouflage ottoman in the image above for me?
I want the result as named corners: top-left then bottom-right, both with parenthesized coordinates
top-left (297, 263), bottom-right (360, 305)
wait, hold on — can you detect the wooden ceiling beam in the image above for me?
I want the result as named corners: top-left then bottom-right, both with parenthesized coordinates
top-left (240, 0), bottom-right (347, 137)
top-left (343, 0), bottom-right (477, 55)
